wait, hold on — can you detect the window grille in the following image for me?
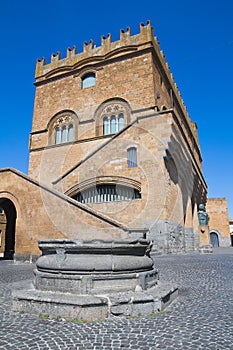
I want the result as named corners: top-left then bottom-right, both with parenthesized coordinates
top-left (76, 184), bottom-right (141, 204)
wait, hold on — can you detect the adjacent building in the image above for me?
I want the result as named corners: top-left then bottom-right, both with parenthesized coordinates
top-left (207, 198), bottom-right (232, 247)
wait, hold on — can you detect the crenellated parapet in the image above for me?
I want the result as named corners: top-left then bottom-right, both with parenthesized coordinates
top-left (35, 20), bottom-right (197, 146)
top-left (35, 20), bottom-right (155, 80)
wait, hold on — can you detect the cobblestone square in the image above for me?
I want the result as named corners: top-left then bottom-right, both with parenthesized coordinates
top-left (0, 248), bottom-right (232, 349)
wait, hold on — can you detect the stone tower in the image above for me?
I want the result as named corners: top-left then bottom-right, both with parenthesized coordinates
top-left (0, 21), bottom-right (207, 259)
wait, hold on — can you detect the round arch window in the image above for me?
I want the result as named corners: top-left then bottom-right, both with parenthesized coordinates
top-left (74, 184), bottom-right (141, 204)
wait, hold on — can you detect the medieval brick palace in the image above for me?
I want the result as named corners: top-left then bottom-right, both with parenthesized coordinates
top-left (0, 21), bottom-right (230, 261)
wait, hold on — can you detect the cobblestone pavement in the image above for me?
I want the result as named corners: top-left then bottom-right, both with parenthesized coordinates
top-left (0, 248), bottom-right (233, 349)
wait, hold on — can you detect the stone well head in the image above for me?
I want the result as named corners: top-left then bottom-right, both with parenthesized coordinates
top-left (34, 238), bottom-right (158, 295)
top-left (13, 238), bottom-right (177, 320)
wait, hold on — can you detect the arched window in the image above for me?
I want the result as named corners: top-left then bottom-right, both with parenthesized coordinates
top-left (75, 184), bottom-right (141, 204)
top-left (81, 73), bottom-right (96, 89)
top-left (50, 112), bottom-right (77, 146)
top-left (127, 147), bottom-right (137, 168)
top-left (97, 101), bottom-right (130, 137)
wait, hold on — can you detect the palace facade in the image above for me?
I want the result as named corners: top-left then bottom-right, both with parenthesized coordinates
top-left (0, 22), bottom-right (209, 260)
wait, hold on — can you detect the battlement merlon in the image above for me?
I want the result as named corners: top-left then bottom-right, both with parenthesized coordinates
top-left (34, 20), bottom-right (199, 147)
top-left (35, 20), bottom-right (155, 79)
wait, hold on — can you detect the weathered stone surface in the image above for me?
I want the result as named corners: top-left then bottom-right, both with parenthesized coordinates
top-left (36, 238), bottom-right (154, 273)
top-left (12, 238), bottom-right (176, 320)
top-left (12, 282), bottom-right (177, 320)
top-left (34, 239), bottom-right (159, 295)
top-left (110, 283), bottom-right (177, 316)
top-left (12, 289), bottom-right (109, 321)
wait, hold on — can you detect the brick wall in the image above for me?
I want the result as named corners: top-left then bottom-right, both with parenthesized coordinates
top-left (207, 197), bottom-right (231, 246)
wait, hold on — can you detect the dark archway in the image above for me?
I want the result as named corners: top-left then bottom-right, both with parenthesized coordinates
top-left (0, 198), bottom-right (17, 260)
top-left (210, 232), bottom-right (219, 247)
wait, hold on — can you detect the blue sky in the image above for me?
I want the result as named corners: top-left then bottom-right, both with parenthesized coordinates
top-left (0, 0), bottom-right (232, 216)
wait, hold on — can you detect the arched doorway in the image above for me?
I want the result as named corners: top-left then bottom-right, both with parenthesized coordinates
top-left (210, 232), bottom-right (219, 247)
top-left (0, 198), bottom-right (17, 260)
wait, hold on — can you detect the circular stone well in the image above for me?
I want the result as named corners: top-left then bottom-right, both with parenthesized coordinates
top-left (34, 238), bottom-right (159, 294)
top-left (12, 239), bottom-right (178, 320)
